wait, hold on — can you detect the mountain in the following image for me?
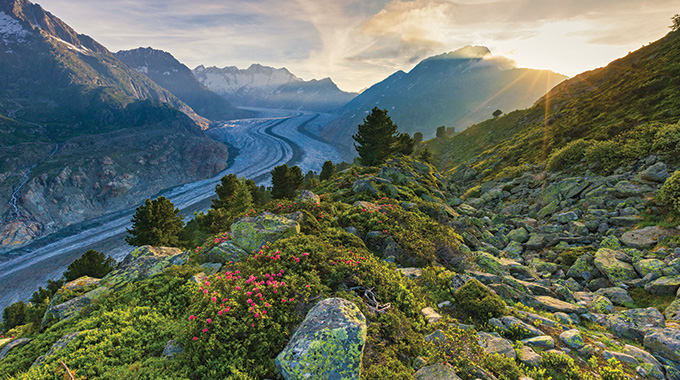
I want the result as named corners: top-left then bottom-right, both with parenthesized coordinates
top-left (423, 29), bottom-right (680, 179)
top-left (321, 46), bottom-right (567, 155)
top-left (0, 0), bottom-right (232, 250)
top-left (193, 64), bottom-right (357, 112)
top-left (114, 47), bottom-right (252, 121)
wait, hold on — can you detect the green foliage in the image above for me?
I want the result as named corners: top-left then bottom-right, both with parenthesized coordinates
top-left (671, 13), bottom-right (680, 31)
top-left (353, 107), bottom-right (408, 166)
top-left (126, 196), bottom-right (184, 247)
top-left (540, 351), bottom-right (580, 380)
top-left (479, 353), bottom-right (522, 380)
top-left (2, 301), bottom-right (28, 331)
top-left (425, 325), bottom-right (485, 374)
top-left (198, 176), bottom-right (256, 234)
top-left (419, 266), bottom-right (454, 305)
top-left (211, 174), bottom-right (240, 210)
top-left (418, 148), bottom-right (432, 164)
top-left (493, 109), bottom-right (503, 118)
top-left (413, 132), bottom-right (423, 144)
top-left (453, 279), bottom-right (506, 323)
top-left (546, 139), bottom-right (593, 171)
top-left (652, 122), bottom-right (680, 161)
top-left (659, 171), bottom-right (680, 214)
top-left (598, 358), bottom-right (627, 380)
top-left (628, 288), bottom-right (676, 313)
top-left (436, 126), bottom-right (446, 138)
top-left (319, 160), bottom-right (336, 181)
top-left (63, 250), bottom-right (116, 282)
top-left (271, 164), bottom-right (304, 199)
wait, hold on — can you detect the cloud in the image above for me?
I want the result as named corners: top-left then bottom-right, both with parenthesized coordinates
top-left (36, 0), bottom-right (679, 92)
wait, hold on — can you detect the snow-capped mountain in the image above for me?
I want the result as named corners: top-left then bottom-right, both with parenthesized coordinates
top-left (193, 64), bottom-right (356, 113)
top-left (115, 47), bottom-right (251, 121)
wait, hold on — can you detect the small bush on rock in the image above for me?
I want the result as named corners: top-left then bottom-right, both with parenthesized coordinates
top-left (659, 171), bottom-right (680, 214)
top-left (546, 139), bottom-right (593, 171)
top-left (453, 279), bottom-right (506, 323)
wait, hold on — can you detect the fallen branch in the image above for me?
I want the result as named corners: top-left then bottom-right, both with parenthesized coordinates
top-left (60, 360), bottom-right (75, 380)
top-left (350, 286), bottom-right (391, 314)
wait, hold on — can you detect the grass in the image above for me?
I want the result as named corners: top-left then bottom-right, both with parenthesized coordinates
top-left (628, 288), bottom-right (676, 313)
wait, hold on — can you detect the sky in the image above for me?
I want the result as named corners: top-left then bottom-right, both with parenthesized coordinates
top-left (38, 0), bottom-right (678, 93)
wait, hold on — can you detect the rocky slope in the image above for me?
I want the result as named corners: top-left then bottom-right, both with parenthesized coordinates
top-left (2, 155), bottom-right (680, 380)
top-left (193, 64), bottom-right (356, 112)
top-left (322, 46), bottom-right (567, 155)
top-left (114, 47), bottom-right (252, 121)
top-left (0, 0), bottom-right (231, 250)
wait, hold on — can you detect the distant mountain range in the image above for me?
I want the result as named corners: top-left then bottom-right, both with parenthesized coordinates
top-left (0, 0), bottom-right (233, 250)
top-left (114, 47), bottom-right (252, 121)
top-left (321, 46), bottom-right (567, 155)
top-left (193, 64), bottom-right (357, 113)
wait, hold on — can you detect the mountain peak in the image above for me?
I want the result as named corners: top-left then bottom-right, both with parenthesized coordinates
top-left (434, 45), bottom-right (492, 61)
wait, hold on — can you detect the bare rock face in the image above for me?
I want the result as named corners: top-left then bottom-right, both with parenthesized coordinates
top-left (275, 298), bottom-right (367, 380)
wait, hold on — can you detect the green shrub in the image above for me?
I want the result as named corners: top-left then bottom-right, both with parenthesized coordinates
top-left (63, 249), bottom-right (116, 282)
top-left (463, 185), bottom-right (481, 199)
top-left (584, 140), bottom-right (630, 172)
top-left (546, 139), bottom-right (593, 171)
top-left (659, 171), bottom-right (680, 214)
top-left (540, 351), bottom-right (580, 380)
top-left (479, 353), bottom-right (522, 380)
top-left (425, 325), bottom-right (486, 374)
top-left (653, 122), bottom-right (680, 160)
top-left (453, 279), bottom-right (506, 323)
top-left (599, 358), bottom-right (627, 380)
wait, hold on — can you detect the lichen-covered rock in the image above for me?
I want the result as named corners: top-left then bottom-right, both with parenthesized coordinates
top-left (644, 328), bottom-right (680, 363)
top-left (640, 162), bottom-right (669, 183)
top-left (623, 344), bottom-right (665, 377)
top-left (534, 295), bottom-right (587, 314)
top-left (476, 252), bottom-right (508, 276)
top-left (594, 287), bottom-right (634, 307)
top-left (33, 331), bottom-right (85, 366)
top-left (477, 332), bottom-right (516, 359)
top-left (43, 287), bottom-right (106, 324)
top-left (593, 248), bottom-right (638, 285)
top-left (518, 346), bottom-right (541, 367)
top-left (607, 180), bottom-right (654, 198)
top-left (63, 276), bottom-right (101, 291)
top-left (397, 268), bottom-right (423, 280)
top-left (201, 241), bottom-right (247, 264)
top-left (622, 227), bottom-right (677, 250)
top-left (161, 340), bottom-right (183, 360)
top-left (105, 246), bottom-right (184, 285)
top-left (556, 211), bottom-right (578, 224)
top-left (559, 329), bottom-right (585, 349)
top-left (0, 338), bottom-right (31, 360)
top-left (521, 335), bottom-right (555, 350)
top-left (605, 308), bottom-right (666, 343)
top-left (589, 295), bottom-right (615, 314)
top-left (634, 259), bottom-right (666, 279)
top-left (665, 299), bottom-right (680, 321)
top-left (276, 298), bottom-right (367, 380)
top-left (507, 228), bottom-right (529, 243)
top-left (414, 363), bottom-right (462, 380)
top-left (421, 307), bottom-right (443, 324)
top-left (297, 190), bottom-right (320, 203)
top-left (231, 212), bottom-right (300, 253)
top-left (567, 253), bottom-right (601, 282)
top-left (645, 276), bottom-right (680, 296)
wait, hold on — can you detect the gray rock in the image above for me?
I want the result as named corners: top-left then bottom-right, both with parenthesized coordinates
top-left (588, 295), bottom-right (615, 314)
top-left (397, 268), bottom-right (423, 280)
top-left (594, 287), bottom-right (634, 307)
top-left (608, 181), bottom-right (654, 198)
top-left (622, 227), bottom-right (678, 250)
top-left (593, 248), bottom-right (638, 285)
top-left (556, 211), bottom-right (578, 224)
top-left (559, 329), bottom-right (584, 349)
top-left (421, 307), bottom-right (443, 324)
top-left (202, 241), bottom-right (247, 264)
top-left (634, 259), bottom-right (666, 279)
top-left (162, 340), bottom-right (184, 360)
top-left (275, 298), bottom-right (367, 380)
top-left (507, 227), bottom-right (530, 243)
top-left (645, 276), bottom-right (680, 296)
top-left (518, 346), bottom-right (541, 367)
top-left (106, 246), bottom-right (184, 286)
top-left (644, 328), bottom-right (680, 363)
top-left (297, 190), bottom-right (320, 203)
top-left (414, 363), bottom-right (462, 380)
top-left (666, 299), bottom-right (680, 321)
top-left (640, 162), bottom-right (669, 183)
top-left (602, 350), bottom-right (638, 366)
top-left (477, 332), bottom-right (516, 359)
top-left (0, 338), bottom-right (31, 360)
top-left (424, 330), bottom-right (446, 344)
top-left (623, 344), bottom-right (664, 377)
top-left (33, 331), bottom-right (86, 366)
top-left (521, 335), bottom-right (555, 350)
top-left (231, 212), bottom-right (300, 253)
top-left (605, 308), bottom-right (666, 343)
top-left (535, 295), bottom-right (587, 314)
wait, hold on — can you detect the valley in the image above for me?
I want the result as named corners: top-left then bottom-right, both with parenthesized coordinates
top-left (0, 108), bottom-right (341, 310)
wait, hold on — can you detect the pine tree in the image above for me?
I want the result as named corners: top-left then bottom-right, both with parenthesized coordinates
top-left (212, 174), bottom-right (239, 210)
top-left (419, 148), bottom-right (433, 163)
top-left (436, 126), bottom-right (446, 138)
top-left (394, 133), bottom-right (415, 155)
top-left (245, 179), bottom-right (265, 206)
top-left (271, 164), bottom-right (290, 199)
top-left (353, 107), bottom-right (398, 166)
top-left (287, 166), bottom-right (304, 197)
top-left (126, 196), bottom-right (184, 247)
top-left (413, 132), bottom-right (423, 145)
top-left (319, 160), bottom-right (336, 181)
top-left (63, 249), bottom-right (116, 281)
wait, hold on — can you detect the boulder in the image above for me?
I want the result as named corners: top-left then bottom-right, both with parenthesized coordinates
top-left (43, 287), bottom-right (106, 324)
top-left (477, 332), bottom-right (516, 359)
top-left (622, 227), bottom-right (678, 250)
top-left (640, 162), bottom-right (669, 183)
top-left (521, 335), bottom-right (555, 350)
top-left (644, 328), bottom-right (680, 363)
top-left (665, 299), bottom-right (680, 321)
top-left (605, 308), bottom-right (665, 343)
top-left (594, 287), bottom-right (634, 307)
top-left (593, 248), bottom-right (638, 285)
top-left (556, 211), bottom-right (578, 224)
top-left (623, 344), bottom-right (665, 377)
top-left (507, 228), bottom-right (529, 243)
top-left (414, 363), bottom-right (462, 380)
top-left (231, 212), bottom-right (300, 253)
top-left (0, 338), bottom-right (31, 360)
top-left (161, 340), bottom-right (184, 360)
top-left (201, 241), bottom-right (247, 264)
top-left (106, 246), bottom-right (184, 285)
top-left (33, 331), bottom-right (84, 366)
top-left (297, 190), bottom-right (320, 203)
top-left (589, 295), bottom-right (615, 314)
top-left (62, 276), bottom-right (101, 292)
top-left (567, 254), bottom-right (601, 282)
top-left (275, 298), bottom-right (367, 380)
top-left (645, 276), bottom-right (680, 296)
top-left (534, 296), bottom-right (587, 314)
top-left (559, 329), bottom-right (585, 349)
top-left (518, 346), bottom-right (541, 367)
top-left (634, 259), bottom-right (666, 278)
top-left (397, 268), bottom-right (423, 280)
top-left (602, 350), bottom-right (638, 366)
top-left (421, 307), bottom-right (443, 324)
top-left (607, 181), bottom-right (654, 198)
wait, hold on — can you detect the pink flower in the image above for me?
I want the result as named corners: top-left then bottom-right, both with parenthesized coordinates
top-left (193, 336), bottom-right (198, 341)
top-left (206, 318), bottom-right (212, 323)
top-left (235, 286), bottom-right (241, 291)
top-left (225, 306), bottom-right (231, 312)
top-left (281, 298), bottom-right (286, 303)
top-left (203, 289), bottom-right (208, 294)
top-left (306, 284), bottom-right (310, 288)
top-left (255, 313), bottom-right (260, 318)
top-left (202, 328), bottom-right (208, 333)
top-left (218, 310), bottom-right (223, 315)
top-left (302, 252), bottom-right (309, 256)
top-left (211, 297), bottom-right (217, 302)
top-left (189, 315), bottom-right (195, 321)
top-left (265, 302), bottom-right (270, 307)
top-left (247, 299), bottom-right (253, 304)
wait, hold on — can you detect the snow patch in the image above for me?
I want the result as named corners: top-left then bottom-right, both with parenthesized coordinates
top-left (0, 11), bottom-right (29, 44)
top-left (136, 66), bottom-right (149, 74)
top-left (48, 35), bottom-right (90, 55)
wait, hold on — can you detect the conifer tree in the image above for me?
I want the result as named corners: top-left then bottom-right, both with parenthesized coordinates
top-left (353, 107), bottom-right (398, 166)
top-left (63, 249), bottom-right (116, 281)
top-left (211, 174), bottom-right (240, 210)
top-left (319, 160), bottom-right (336, 181)
top-left (126, 196), bottom-right (184, 247)
top-left (394, 133), bottom-right (415, 155)
top-left (413, 132), bottom-right (423, 144)
top-left (271, 164), bottom-right (291, 199)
